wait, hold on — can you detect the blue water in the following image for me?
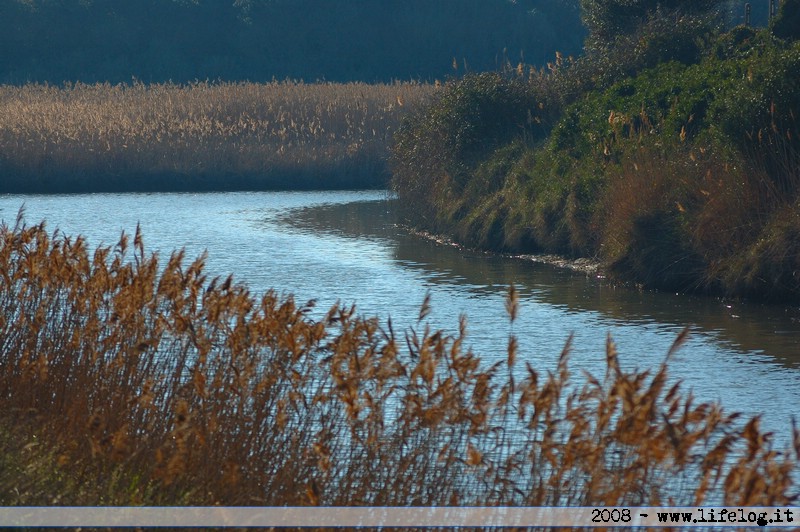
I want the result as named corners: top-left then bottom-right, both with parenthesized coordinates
top-left (2, 190), bottom-right (799, 448)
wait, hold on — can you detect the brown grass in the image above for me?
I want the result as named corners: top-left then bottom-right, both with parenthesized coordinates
top-left (597, 111), bottom-right (800, 299)
top-left (0, 216), bottom-right (798, 507)
top-left (0, 80), bottom-right (436, 192)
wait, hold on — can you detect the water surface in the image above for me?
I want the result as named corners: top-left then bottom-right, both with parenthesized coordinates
top-left (2, 190), bottom-right (799, 444)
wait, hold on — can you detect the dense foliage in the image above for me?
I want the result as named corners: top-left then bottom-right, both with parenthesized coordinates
top-left (0, 0), bottom-right (584, 84)
top-left (580, 0), bottom-right (722, 52)
top-left (391, 2), bottom-right (800, 302)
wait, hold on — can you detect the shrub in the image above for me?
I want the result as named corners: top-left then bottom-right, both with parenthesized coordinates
top-left (597, 141), bottom-right (707, 291)
top-left (390, 22), bottom-right (800, 301)
top-left (581, 0), bottom-right (722, 54)
top-left (391, 73), bottom-right (545, 230)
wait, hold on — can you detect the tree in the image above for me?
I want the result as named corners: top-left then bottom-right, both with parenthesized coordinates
top-left (581, 0), bottom-right (723, 51)
top-left (772, 0), bottom-right (800, 40)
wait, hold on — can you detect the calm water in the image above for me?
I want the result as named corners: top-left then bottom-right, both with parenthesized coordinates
top-left (2, 190), bottom-right (800, 444)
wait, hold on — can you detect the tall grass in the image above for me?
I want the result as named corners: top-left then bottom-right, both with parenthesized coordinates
top-left (595, 107), bottom-right (800, 299)
top-left (0, 81), bottom-right (435, 192)
top-left (1, 217), bottom-right (797, 507)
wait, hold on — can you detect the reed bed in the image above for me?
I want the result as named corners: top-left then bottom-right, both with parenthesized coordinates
top-left (0, 216), bottom-right (798, 508)
top-left (0, 81), bottom-right (436, 192)
top-left (591, 102), bottom-right (800, 299)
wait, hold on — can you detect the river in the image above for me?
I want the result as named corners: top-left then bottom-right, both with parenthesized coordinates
top-left (1, 190), bottom-right (799, 446)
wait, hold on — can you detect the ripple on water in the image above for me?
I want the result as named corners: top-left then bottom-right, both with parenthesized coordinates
top-left (1, 190), bottom-right (800, 446)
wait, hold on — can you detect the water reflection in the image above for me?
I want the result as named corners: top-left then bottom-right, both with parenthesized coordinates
top-left (2, 190), bottom-right (798, 440)
top-left (283, 198), bottom-right (800, 367)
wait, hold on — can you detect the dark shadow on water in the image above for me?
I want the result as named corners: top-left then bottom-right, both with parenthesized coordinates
top-left (280, 198), bottom-right (800, 367)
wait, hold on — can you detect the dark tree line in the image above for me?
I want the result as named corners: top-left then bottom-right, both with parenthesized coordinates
top-left (0, 0), bottom-right (585, 84)
top-left (581, 0), bottom-right (786, 51)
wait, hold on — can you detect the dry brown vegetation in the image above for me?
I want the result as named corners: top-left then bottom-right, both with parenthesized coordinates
top-left (0, 81), bottom-right (435, 192)
top-left (1, 217), bottom-right (798, 507)
top-left (594, 107), bottom-right (800, 299)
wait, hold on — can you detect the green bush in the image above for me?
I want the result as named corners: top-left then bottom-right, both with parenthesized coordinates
top-left (391, 73), bottom-right (544, 229)
top-left (416, 73), bottom-right (544, 166)
top-left (708, 39), bottom-right (800, 143)
top-left (581, 0), bottom-right (722, 53)
top-left (390, 21), bottom-right (800, 301)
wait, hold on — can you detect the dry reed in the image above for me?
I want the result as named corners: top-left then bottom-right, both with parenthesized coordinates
top-left (0, 81), bottom-right (436, 192)
top-left (0, 216), bottom-right (797, 507)
top-left (596, 106), bottom-right (800, 298)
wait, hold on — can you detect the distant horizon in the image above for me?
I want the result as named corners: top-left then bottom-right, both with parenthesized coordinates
top-left (0, 0), bottom-right (585, 85)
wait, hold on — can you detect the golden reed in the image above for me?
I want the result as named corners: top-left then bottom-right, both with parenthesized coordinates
top-left (0, 81), bottom-right (436, 191)
top-left (0, 216), bottom-right (797, 505)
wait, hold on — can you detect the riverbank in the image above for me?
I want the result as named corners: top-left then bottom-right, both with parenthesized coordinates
top-left (404, 225), bottom-right (604, 276)
top-left (1, 219), bottom-right (797, 507)
top-left (390, 19), bottom-right (800, 304)
top-left (0, 81), bottom-right (435, 193)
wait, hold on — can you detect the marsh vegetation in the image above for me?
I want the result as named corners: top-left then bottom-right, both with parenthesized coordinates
top-left (2, 0), bottom-right (799, 511)
top-left (0, 81), bottom-right (435, 192)
top-left (1, 219), bottom-right (797, 506)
